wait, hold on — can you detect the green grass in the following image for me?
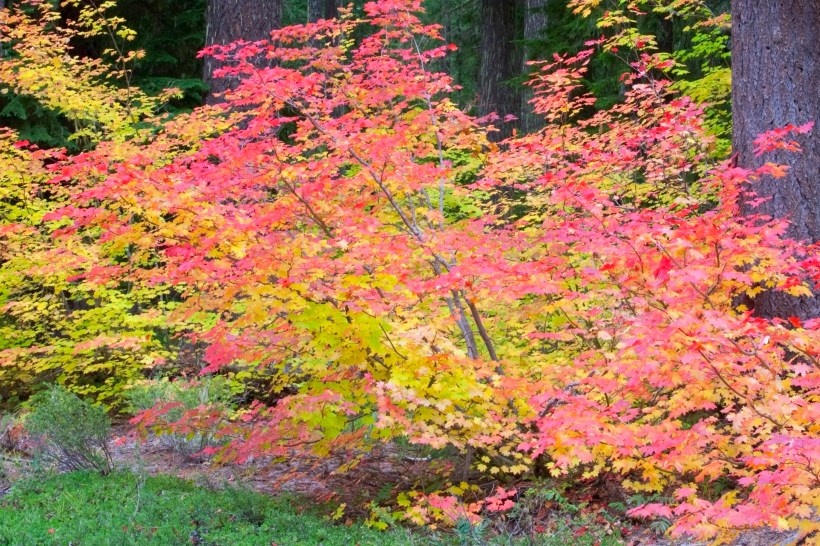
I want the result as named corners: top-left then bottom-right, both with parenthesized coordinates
top-left (0, 471), bottom-right (424, 546)
top-left (0, 471), bottom-right (625, 546)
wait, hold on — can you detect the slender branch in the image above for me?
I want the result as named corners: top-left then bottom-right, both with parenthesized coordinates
top-left (282, 98), bottom-right (423, 240)
top-left (279, 175), bottom-right (335, 238)
top-left (380, 322), bottom-right (408, 361)
top-left (411, 34), bottom-right (446, 227)
top-left (696, 348), bottom-right (785, 429)
top-left (431, 258), bottom-right (478, 359)
top-left (464, 294), bottom-right (499, 362)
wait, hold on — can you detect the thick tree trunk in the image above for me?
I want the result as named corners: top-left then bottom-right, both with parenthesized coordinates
top-left (524, 0), bottom-right (547, 40)
top-left (308, 0), bottom-right (324, 23)
top-left (733, 0), bottom-right (820, 320)
top-left (308, 0), bottom-right (340, 22)
top-left (521, 0), bottom-right (548, 133)
top-left (203, 0), bottom-right (283, 104)
top-left (479, 0), bottom-right (521, 141)
top-left (325, 0), bottom-right (340, 20)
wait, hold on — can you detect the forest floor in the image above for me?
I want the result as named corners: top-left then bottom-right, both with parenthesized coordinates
top-left (0, 424), bottom-right (803, 545)
top-left (107, 427), bottom-right (800, 546)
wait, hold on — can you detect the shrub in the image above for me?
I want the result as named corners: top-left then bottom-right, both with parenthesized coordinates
top-left (126, 376), bottom-right (235, 459)
top-left (24, 386), bottom-right (112, 474)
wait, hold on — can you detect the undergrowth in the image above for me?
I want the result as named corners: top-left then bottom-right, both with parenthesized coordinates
top-left (0, 471), bottom-right (624, 546)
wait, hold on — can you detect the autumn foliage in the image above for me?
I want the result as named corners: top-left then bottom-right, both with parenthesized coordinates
top-left (1, 0), bottom-right (819, 541)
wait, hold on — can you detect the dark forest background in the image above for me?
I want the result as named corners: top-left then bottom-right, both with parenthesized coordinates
top-left (0, 0), bottom-right (731, 148)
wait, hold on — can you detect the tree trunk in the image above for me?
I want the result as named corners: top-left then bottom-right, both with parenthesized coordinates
top-left (308, 0), bottom-right (324, 22)
top-left (325, 0), bottom-right (340, 20)
top-left (521, 0), bottom-right (548, 133)
top-left (733, 0), bottom-right (820, 320)
top-left (479, 0), bottom-right (521, 141)
top-left (203, 0), bottom-right (283, 104)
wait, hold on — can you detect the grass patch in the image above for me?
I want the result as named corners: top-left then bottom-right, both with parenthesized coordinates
top-left (0, 471), bottom-right (424, 545)
top-left (0, 471), bottom-right (625, 545)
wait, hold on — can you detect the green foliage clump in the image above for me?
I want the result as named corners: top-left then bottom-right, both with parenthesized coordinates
top-left (126, 376), bottom-right (235, 459)
top-left (127, 375), bottom-right (235, 413)
top-left (24, 386), bottom-right (112, 474)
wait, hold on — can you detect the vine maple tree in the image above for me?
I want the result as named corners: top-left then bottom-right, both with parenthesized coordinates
top-left (1, 0), bottom-right (818, 542)
top-left (485, 49), bottom-right (820, 539)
